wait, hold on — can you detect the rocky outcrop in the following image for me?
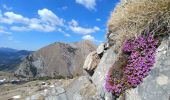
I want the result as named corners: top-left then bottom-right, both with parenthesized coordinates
top-left (82, 1), bottom-right (170, 100)
top-left (87, 0), bottom-right (170, 99)
top-left (83, 51), bottom-right (100, 76)
top-left (86, 36), bottom-right (170, 100)
top-left (92, 46), bottom-right (117, 99)
top-left (96, 43), bottom-right (105, 55)
top-left (15, 40), bottom-right (96, 78)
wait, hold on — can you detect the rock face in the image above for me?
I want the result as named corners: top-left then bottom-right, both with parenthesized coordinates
top-left (89, 36), bottom-right (170, 100)
top-left (83, 51), bottom-right (100, 76)
top-left (91, 46), bottom-right (117, 99)
top-left (15, 40), bottom-right (96, 78)
top-left (125, 37), bottom-right (170, 100)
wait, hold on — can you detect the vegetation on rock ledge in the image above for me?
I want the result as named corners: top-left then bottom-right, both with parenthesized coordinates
top-left (104, 33), bottom-right (159, 96)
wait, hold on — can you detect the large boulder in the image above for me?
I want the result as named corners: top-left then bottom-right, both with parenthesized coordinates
top-left (83, 51), bottom-right (100, 76)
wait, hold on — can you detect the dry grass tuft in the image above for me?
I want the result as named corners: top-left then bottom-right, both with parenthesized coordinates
top-left (107, 0), bottom-right (170, 51)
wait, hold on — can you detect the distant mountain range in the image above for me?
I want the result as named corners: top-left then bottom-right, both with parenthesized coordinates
top-left (0, 48), bottom-right (33, 72)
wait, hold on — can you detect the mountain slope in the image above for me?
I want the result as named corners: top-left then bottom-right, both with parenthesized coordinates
top-left (0, 48), bottom-right (32, 72)
top-left (15, 40), bottom-right (96, 78)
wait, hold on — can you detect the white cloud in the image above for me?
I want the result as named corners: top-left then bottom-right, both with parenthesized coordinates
top-left (0, 10), bottom-right (2, 18)
top-left (69, 19), bottom-right (100, 35)
top-left (0, 8), bottom-right (100, 38)
top-left (61, 6), bottom-right (68, 10)
top-left (82, 35), bottom-right (95, 41)
top-left (0, 26), bottom-right (11, 35)
top-left (65, 33), bottom-right (71, 37)
top-left (70, 26), bottom-right (99, 35)
top-left (2, 4), bottom-right (12, 10)
top-left (69, 19), bottom-right (78, 27)
top-left (0, 30), bottom-right (11, 35)
top-left (3, 12), bottom-right (29, 24)
top-left (96, 18), bottom-right (101, 21)
top-left (29, 23), bottom-right (56, 32)
top-left (0, 8), bottom-right (65, 32)
top-left (76, 0), bottom-right (96, 10)
top-left (10, 26), bottom-right (29, 31)
top-left (82, 35), bottom-right (102, 43)
top-left (0, 26), bottom-right (17, 43)
top-left (57, 28), bottom-right (71, 37)
top-left (38, 8), bottom-right (64, 26)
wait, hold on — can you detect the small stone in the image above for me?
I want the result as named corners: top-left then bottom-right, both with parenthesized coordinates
top-left (97, 43), bottom-right (105, 55)
top-left (156, 75), bottom-right (169, 86)
top-left (163, 51), bottom-right (166, 54)
top-left (12, 95), bottom-right (21, 99)
top-left (105, 43), bottom-right (110, 49)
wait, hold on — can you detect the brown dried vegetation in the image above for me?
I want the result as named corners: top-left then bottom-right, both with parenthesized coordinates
top-left (107, 0), bottom-right (170, 52)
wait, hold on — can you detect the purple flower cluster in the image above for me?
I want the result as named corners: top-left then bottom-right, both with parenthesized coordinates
top-left (105, 73), bottom-right (124, 95)
top-left (123, 34), bottom-right (158, 87)
top-left (104, 33), bottom-right (158, 96)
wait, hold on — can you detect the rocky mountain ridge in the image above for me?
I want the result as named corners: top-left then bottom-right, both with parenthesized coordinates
top-left (15, 40), bottom-right (96, 78)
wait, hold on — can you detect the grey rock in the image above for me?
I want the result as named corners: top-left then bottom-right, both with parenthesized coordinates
top-left (65, 76), bottom-right (97, 100)
top-left (25, 87), bottom-right (68, 100)
top-left (83, 51), bottom-right (100, 76)
top-left (45, 87), bottom-right (67, 100)
top-left (125, 37), bottom-right (170, 100)
top-left (104, 43), bottom-right (110, 49)
top-left (73, 93), bottom-right (83, 100)
top-left (97, 43), bottom-right (105, 55)
top-left (25, 94), bottom-right (43, 100)
top-left (92, 46), bottom-right (117, 99)
top-left (105, 92), bottom-right (115, 100)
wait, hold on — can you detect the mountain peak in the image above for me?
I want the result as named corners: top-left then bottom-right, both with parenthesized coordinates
top-left (15, 41), bottom-right (96, 78)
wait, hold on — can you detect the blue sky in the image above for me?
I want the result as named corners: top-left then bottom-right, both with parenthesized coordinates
top-left (0, 0), bottom-right (119, 50)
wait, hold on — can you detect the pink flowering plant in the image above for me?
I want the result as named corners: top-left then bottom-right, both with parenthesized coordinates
top-left (104, 33), bottom-right (159, 96)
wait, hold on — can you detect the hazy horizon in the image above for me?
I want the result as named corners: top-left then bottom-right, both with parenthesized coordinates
top-left (0, 39), bottom-right (99, 51)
